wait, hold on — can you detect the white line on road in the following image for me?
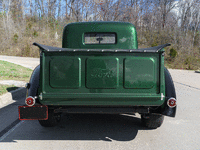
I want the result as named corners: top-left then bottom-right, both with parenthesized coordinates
top-left (0, 120), bottom-right (24, 142)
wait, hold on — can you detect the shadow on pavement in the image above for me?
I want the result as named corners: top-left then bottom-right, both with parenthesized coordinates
top-left (6, 87), bottom-right (20, 92)
top-left (1, 88), bottom-right (154, 142)
top-left (1, 113), bottom-right (153, 142)
top-left (10, 87), bottom-right (27, 103)
top-left (0, 87), bottom-right (26, 137)
top-left (0, 87), bottom-right (26, 110)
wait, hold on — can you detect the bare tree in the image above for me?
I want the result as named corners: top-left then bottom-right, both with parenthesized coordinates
top-left (178, 0), bottom-right (197, 32)
top-left (47, 0), bottom-right (56, 20)
top-left (189, 1), bottom-right (200, 47)
top-left (151, 0), bottom-right (176, 29)
top-left (0, 0), bottom-right (199, 67)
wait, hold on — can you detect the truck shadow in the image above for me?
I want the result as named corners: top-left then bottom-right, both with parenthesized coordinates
top-left (0, 88), bottom-right (154, 142)
top-left (1, 113), bottom-right (154, 142)
top-left (0, 88), bottom-right (155, 142)
top-left (56, 113), bottom-right (153, 141)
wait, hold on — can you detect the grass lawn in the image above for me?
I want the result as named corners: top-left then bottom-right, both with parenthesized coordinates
top-left (0, 60), bottom-right (32, 95)
top-left (0, 60), bottom-right (32, 81)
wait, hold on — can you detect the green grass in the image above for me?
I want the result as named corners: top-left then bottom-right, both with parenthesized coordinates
top-left (0, 60), bottom-right (32, 82)
top-left (0, 60), bottom-right (32, 95)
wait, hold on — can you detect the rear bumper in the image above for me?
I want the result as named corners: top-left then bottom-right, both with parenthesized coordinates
top-left (18, 105), bottom-right (48, 120)
top-left (39, 95), bottom-right (165, 106)
top-left (18, 104), bottom-right (175, 119)
top-left (52, 106), bottom-right (149, 114)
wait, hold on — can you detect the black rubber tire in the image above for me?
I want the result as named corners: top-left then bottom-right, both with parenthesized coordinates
top-left (38, 111), bottom-right (60, 127)
top-left (141, 114), bottom-right (164, 129)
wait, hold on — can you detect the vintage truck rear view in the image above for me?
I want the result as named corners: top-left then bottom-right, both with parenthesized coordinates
top-left (18, 22), bottom-right (176, 129)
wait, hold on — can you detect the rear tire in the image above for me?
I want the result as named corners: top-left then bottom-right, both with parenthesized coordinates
top-left (141, 114), bottom-right (164, 129)
top-left (38, 110), bottom-right (60, 127)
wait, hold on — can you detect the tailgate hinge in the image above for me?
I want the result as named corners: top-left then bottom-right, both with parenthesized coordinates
top-left (161, 93), bottom-right (165, 100)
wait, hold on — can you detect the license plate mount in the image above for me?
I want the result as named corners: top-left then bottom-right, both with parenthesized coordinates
top-left (18, 105), bottom-right (48, 120)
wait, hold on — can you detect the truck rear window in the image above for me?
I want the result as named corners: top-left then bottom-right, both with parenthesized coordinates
top-left (84, 33), bottom-right (116, 44)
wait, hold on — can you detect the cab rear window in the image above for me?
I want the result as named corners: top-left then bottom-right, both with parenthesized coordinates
top-left (84, 33), bottom-right (116, 44)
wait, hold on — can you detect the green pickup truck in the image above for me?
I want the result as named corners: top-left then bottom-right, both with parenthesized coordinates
top-left (18, 21), bottom-right (176, 129)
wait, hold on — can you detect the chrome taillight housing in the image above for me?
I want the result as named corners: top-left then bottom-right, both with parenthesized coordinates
top-left (25, 96), bottom-right (35, 107)
top-left (167, 97), bottom-right (176, 108)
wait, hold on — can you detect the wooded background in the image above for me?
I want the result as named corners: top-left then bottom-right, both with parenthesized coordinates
top-left (0, 0), bottom-right (199, 69)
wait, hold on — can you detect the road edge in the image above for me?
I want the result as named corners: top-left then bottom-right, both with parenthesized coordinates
top-left (0, 87), bottom-right (26, 109)
top-left (195, 70), bottom-right (200, 73)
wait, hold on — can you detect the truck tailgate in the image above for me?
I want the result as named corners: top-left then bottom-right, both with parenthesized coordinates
top-left (38, 51), bottom-right (165, 106)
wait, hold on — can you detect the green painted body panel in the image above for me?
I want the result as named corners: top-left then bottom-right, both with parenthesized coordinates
top-left (39, 52), bottom-right (165, 106)
top-left (62, 22), bottom-right (138, 49)
top-left (50, 57), bottom-right (81, 88)
top-left (38, 22), bottom-right (165, 106)
top-left (86, 58), bottom-right (119, 88)
top-left (124, 57), bottom-right (155, 89)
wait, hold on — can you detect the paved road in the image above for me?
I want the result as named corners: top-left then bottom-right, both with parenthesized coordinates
top-left (0, 55), bottom-right (200, 150)
top-left (0, 55), bottom-right (39, 70)
top-left (169, 69), bottom-right (200, 89)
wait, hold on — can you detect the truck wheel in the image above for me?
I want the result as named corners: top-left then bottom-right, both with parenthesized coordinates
top-left (141, 114), bottom-right (164, 129)
top-left (38, 110), bottom-right (60, 127)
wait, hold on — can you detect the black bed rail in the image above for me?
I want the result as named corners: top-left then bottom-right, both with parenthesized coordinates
top-left (33, 42), bottom-right (170, 53)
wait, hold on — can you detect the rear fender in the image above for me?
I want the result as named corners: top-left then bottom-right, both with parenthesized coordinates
top-left (27, 65), bottom-right (40, 99)
top-left (161, 67), bottom-right (177, 117)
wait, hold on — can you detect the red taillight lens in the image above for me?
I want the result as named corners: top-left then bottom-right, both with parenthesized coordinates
top-left (25, 96), bottom-right (35, 106)
top-left (167, 98), bottom-right (176, 108)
